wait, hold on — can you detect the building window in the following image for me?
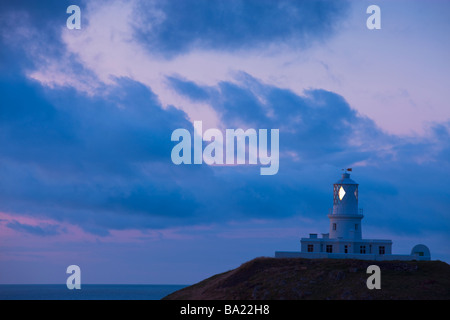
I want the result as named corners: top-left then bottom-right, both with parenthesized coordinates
top-left (307, 244), bottom-right (314, 252)
top-left (333, 185), bottom-right (339, 205)
top-left (360, 245), bottom-right (366, 254)
top-left (355, 224), bottom-right (358, 231)
top-left (326, 245), bottom-right (333, 253)
top-left (344, 245), bottom-right (348, 253)
top-left (379, 246), bottom-right (385, 255)
top-left (333, 223), bottom-right (336, 231)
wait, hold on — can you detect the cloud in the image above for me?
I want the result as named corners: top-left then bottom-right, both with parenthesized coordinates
top-left (7, 0), bottom-right (352, 131)
top-left (3, 0), bottom-right (450, 138)
top-left (134, 0), bottom-right (350, 55)
top-left (6, 220), bottom-right (64, 237)
top-left (169, 72), bottom-right (386, 161)
top-left (0, 76), bottom-right (210, 234)
top-left (166, 73), bottom-right (450, 236)
top-left (1, 64), bottom-right (450, 241)
top-left (0, 0), bottom-right (449, 249)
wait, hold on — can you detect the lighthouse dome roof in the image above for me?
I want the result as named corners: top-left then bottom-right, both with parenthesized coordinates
top-left (335, 173), bottom-right (358, 185)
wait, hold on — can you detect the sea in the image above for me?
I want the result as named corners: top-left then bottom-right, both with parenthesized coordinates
top-left (0, 284), bottom-right (188, 300)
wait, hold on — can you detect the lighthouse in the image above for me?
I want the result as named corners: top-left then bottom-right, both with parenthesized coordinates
top-left (328, 171), bottom-right (363, 240)
top-left (275, 170), bottom-right (431, 261)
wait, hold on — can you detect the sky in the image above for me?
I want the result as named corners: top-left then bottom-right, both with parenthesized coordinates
top-left (0, 0), bottom-right (449, 284)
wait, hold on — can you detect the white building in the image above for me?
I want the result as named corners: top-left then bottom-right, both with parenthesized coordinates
top-left (275, 171), bottom-right (431, 261)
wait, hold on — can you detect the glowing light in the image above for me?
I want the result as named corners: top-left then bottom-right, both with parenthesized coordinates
top-left (339, 186), bottom-right (346, 200)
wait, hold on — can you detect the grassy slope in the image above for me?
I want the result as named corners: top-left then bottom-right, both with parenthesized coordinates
top-left (163, 257), bottom-right (450, 300)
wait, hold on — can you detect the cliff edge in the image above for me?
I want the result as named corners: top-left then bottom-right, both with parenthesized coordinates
top-left (163, 257), bottom-right (450, 300)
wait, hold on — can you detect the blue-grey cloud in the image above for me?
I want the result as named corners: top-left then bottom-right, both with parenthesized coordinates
top-left (6, 220), bottom-right (64, 236)
top-left (0, 0), bottom-right (448, 241)
top-left (135, 0), bottom-right (350, 56)
top-left (0, 76), bottom-right (210, 234)
top-left (2, 68), bottom-right (449, 239)
top-left (167, 73), bottom-right (450, 236)
top-left (168, 72), bottom-right (387, 162)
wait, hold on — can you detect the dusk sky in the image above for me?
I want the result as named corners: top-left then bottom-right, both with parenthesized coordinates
top-left (1, 0), bottom-right (449, 284)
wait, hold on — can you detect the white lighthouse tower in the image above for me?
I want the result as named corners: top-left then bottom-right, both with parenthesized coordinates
top-left (275, 169), bottom-right (431, 261)
top-left (328, 171), bottom-right (363, 240)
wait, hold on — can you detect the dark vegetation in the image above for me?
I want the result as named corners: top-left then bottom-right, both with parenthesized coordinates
top-left (163, 257), bottom-right (450, 300)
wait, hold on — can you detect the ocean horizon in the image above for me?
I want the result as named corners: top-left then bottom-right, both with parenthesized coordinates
top-left (0, 284), bottom-right (188, 300)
